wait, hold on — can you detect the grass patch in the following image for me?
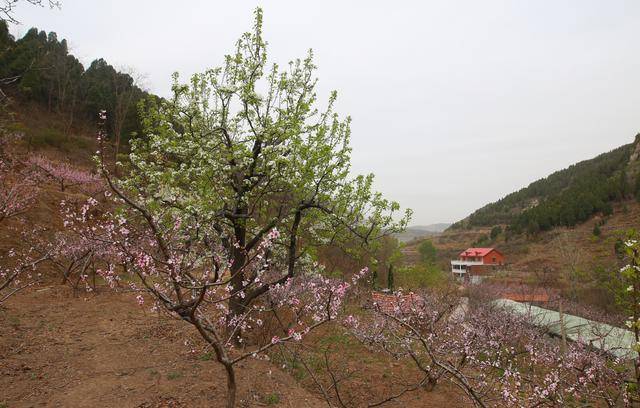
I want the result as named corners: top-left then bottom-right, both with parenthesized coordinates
top-left (199, 352), bottom-right (213, 361)
top-left (25, 127), bottom-right (67, 150)
top-left (166, 371), bottom-right (183, 380)
top-left (22, 126), bottom-right (91, 153)
top-left (318, 331), bottom-right (355, 350)
top-left (263, 393), bottom-right (280, 405)
top-left (395, 263), bottom-right (446, 289)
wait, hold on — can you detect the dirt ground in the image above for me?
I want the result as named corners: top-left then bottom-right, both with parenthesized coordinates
top-left (0, 286), bottom-right (466, 408)
top-left (0, 287), bottom-right (325, 408)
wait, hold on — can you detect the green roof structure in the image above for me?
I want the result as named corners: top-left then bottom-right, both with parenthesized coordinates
top-left (494, 298), bottom-right (638, 360)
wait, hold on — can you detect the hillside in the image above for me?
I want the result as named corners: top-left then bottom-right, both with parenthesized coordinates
top-left (0, 21), bottom-right (151, 159)
top-left (450, 135), bottom-right (640, 235)
top-left (400, 198), bottom-right (640, 317)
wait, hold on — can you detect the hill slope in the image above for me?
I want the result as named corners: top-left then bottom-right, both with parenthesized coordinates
top-left (450, 135), bottom-right (640, 234)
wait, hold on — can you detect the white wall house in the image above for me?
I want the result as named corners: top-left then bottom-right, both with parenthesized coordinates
top-left (451, 247), bottom-right (505, 283)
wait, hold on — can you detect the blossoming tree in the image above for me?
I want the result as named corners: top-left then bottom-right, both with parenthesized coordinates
top-left (351, 288), bottom-right (631, 407)
top-left (121, 8), bottom-right (409, 327)
top-left (618, 231), bottom-right (640, 400)
top-left (28, 155), bottom-right (101, 193)
top-left (65, 189), bottom-right (368, 407)
top-left (83, 8), bottom-right (409, 407)
top-left (0, 136), bottom-right (36, 223)
top-left (0, 135), bottom-right (49, 304)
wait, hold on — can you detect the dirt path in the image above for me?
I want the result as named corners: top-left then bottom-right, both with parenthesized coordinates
top-left (0, 287), bottom-right (324, 407)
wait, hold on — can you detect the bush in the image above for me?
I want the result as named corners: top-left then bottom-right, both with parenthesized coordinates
top-left (473, 234), bottom-right (490, 246)
top-left (593, 224), bottom-right (601, 237)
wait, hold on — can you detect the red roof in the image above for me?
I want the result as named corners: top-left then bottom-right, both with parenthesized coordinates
top-left (459, 247), bottom-right (498, 257)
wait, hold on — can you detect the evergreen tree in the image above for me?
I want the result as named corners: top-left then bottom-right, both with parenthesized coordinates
top-left (593, 224), bottom-right (601, 237)
top-left (490, 225), bottom-right (502, 240)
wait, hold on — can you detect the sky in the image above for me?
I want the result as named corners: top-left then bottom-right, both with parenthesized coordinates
top-left (9, 1), bottom-right (640, 225)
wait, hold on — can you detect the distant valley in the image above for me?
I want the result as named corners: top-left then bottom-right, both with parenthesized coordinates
top-left (394, 223), bottom-right (451, 242)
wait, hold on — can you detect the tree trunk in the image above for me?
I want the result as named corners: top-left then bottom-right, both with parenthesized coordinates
top-left (224, 362), bottom-right (237, 408)
top-left (193, 318), bottom-right (237, 407)
top-left (114, 129), bottom-right (121, 176)
top-left (228, 219), bottom-right (248, 344)
top-left (559, 298), bottom-right (567, 355)
top-left (633, 256), bottom-right (640, 401)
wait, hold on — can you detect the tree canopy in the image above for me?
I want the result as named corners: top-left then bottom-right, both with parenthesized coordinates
top-left (115, 8), bottom-right (411, 318)
top-left (418, 239), bottom-right (437, 264)
top-left (0, 21), bottom-right (147, 147)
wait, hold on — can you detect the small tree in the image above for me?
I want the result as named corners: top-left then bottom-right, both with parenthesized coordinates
top-left (593, 224), bottom-right (602, 237)
top-left (554, 232), bottom-right (585, 302)
top-left (47, 198), bottom-right (117, 291)
top-left (0, 136), bottom-right (50, 303)
top-left (490, 225), bottom-right (502, 241)
top-left (417, 239), bottom-right (437, 265)
top-left (617, 230), bottom-right (640, 398)
top-left (387, 264), bottom-right (394, 291)
top-left (29, 155), bottom-right (101, 192)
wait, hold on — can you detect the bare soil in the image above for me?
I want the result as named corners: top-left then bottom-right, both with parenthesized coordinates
top-left (0, 287), bottom-right (325, 408)
top-left (0, 286), bottom-right (466, 408)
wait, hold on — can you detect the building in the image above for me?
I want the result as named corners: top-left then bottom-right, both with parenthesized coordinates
top-left (494, 298), bottom-right (637, 360)
top-left (451, 247), bottom-right (504, 283)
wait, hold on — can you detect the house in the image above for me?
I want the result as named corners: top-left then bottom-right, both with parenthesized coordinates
top-left (450, 247), bottom-right (504, 283)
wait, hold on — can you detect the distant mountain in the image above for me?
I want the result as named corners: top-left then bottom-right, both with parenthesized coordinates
top-left (450, 135), bottom-right (640, 235)
top-left (414, 223), bottom-right (451, 233)
top-left (395, 223), bottom-right (451, 243)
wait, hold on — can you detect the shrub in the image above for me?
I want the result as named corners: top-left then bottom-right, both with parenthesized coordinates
top-left (593, 224), bottom-right (601, 237)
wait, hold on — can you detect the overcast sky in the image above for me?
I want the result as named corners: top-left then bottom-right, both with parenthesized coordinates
top-left (9, 1), bottom-right (640, 225)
